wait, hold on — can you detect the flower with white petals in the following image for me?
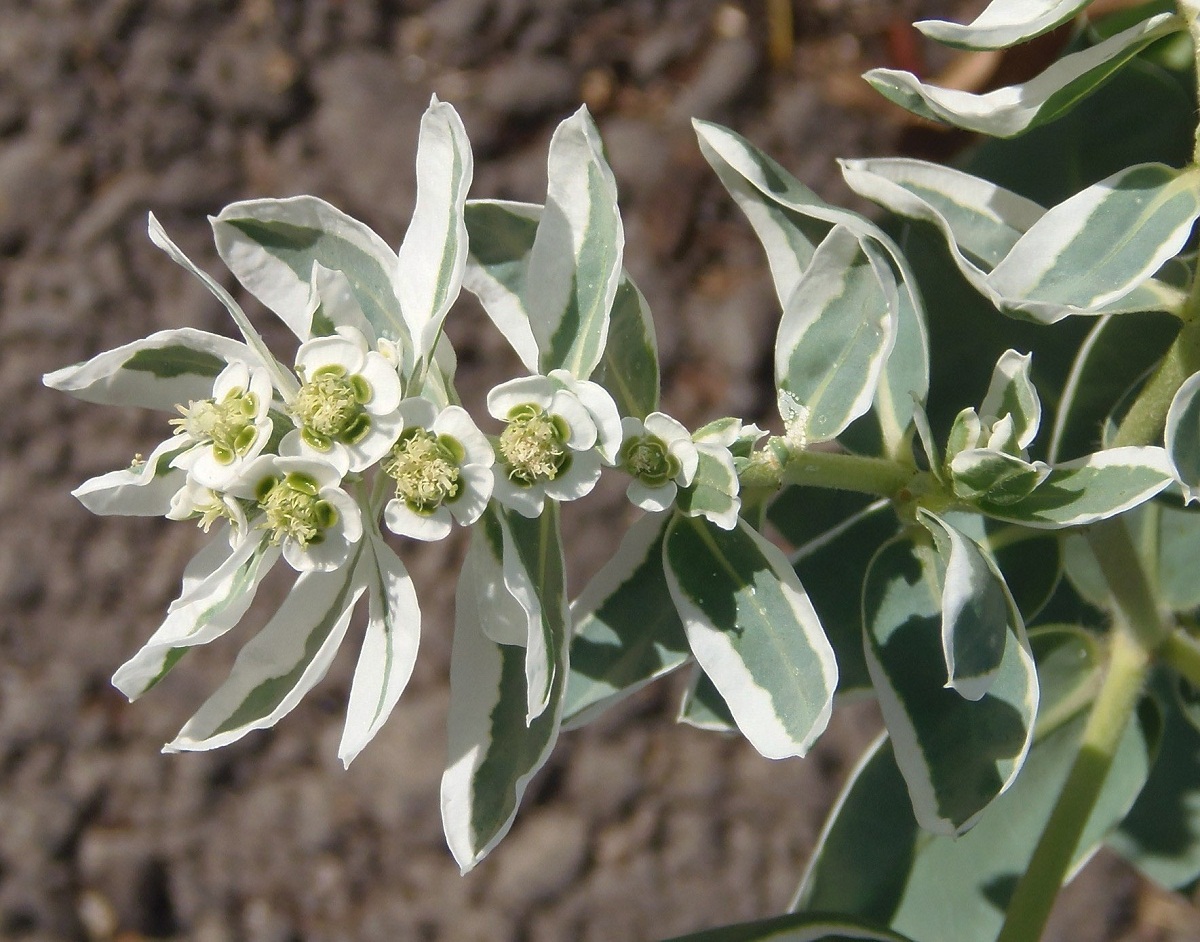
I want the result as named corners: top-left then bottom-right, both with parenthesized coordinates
top-left (618, 412), bottom-right (699, 512)
top-left (169, 361), bottom-right (274, 488)
top-left (382, 398), bottom-right (494, 541)
top-left (166, 479), bottom-right (249, 541)
top-left (285, 326), bottom-right (403, 474)
top-left (487, 372), bottom-right (621, 518)
top-left (229, 456), bottom-right (363, 572)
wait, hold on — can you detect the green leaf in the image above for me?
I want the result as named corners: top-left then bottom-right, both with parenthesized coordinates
top-left (662, 912), bottom-right (916, 942)
top-left (164, 553), bottom-right (366, 752)
top-left (211, 195), bottom-right (408, 354)
top-left (918, 510), bottom-right (1015, 702)
top-left (337, 528), bottom-right (421, 767)
top-left (395, 97), bottom-right (473, 362)
top-left (1153, 502), bottom-right (1200, 611)
top-left (562, 514), bottom-right (689, 730)
top-left (864, 13), bottom-right (1183, 138)
top-left (915, 0), bottom-right (1099, 50)
top-left (440, 521), bottom-right (567, 872)
top-left (1111, 680), bottom-right (1200, 891)
top-left (980, 349), bottom-right (1041, 451)
top-left (526, 106), bottom-right (624, 379)
top-left (1049, 311), bottom-right (1180, 462)
top-left (462, 198), bottom-right (541, 371)
top-left (664, 514), bottom-right (837, 759)
top-left (775, 226), bottom-right (896, 444)
top-left (950, 449), bottom-right (1050, 504)
top-left (862, 536), bottom-right (1037, 834)
top-left (988, 162), bottom-right (1200, 319)
top-left (677, 665), bottom-right (738, 732)
top-left (975, 445), bottom-right (1175, 528)
top-left (676, 443), bottom-right (741, 530)
top-left (1166, 370), bottom-right (1200, 502)
top-left (797, 627), bottom-right (1156, 942)
top-left (594, 274), bottom-right (660, 420)
top-left (112, 533), bottom-right (278, 699)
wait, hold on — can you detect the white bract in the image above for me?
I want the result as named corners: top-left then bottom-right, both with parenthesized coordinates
top-left (229, 456), bottom-right (363, 572)
top-left (169, 361), bottom-right (275, 488)
top-left (285, 326), bottom-right (404, 474)
top-left (383, 399), bottom-right (495, 541)
top-left (487, 370), bottom-right (621, 518)
top-left (166, 478), bottom-right (249, 541)
top-left (618, 412), bottom-right (699, 512)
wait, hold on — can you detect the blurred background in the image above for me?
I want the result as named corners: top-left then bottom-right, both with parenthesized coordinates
top-left (3, 1), bottom-right (1199, 939)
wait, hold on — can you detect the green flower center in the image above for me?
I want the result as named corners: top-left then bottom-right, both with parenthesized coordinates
top-left (256, 472), bottom-right (338, 547)
top-left (384, 429), bottom-right (464, 514)
top-left (172, 389), bottom-right (260, 465)
top-left (498, 405), bottom-right (570, 485)
top-left (620, 434), bottom-right (679, 487)
top-left (291, 365), bottom-right (372, 450)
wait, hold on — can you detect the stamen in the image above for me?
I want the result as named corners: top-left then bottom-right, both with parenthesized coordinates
top-left (171, 389), bottom-right (261, 464)
top-left (291, 366), bottom-right (370, 447)
top-left (498, 405), bottom-right (569, 485)
top-left (258, 473), bottom-right (336, 547)
top-left (384, 430), bottom-right (463, 514)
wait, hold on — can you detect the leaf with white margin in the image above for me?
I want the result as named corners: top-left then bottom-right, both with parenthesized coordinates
top-left (776, 225), bottom-right (896, 443)
top-left (211, 195), bottom-right (407, 356)
top-left (72, 439), bottom-right (188, 517)
top-left (112, 530), bottom-right (279, 699)
top-left (694, 120), bottom-right (929, 450)
top-left (466, 512), bottom-right (529, 648)
top-left (975, 445), bottom-right (1175, 527)
top-left (594, 274), bottom-right (660, 420)
top-left (950, 449), bottom-right (1050, 504)
top-left (677, 665), bottom-right (737, 733)
top-left (675, 442), bottom-right (741, 530)
top-left (664, 513), bottom-right (837, 760)
top-left (396, 96), bottom-right (473, 362)
top-left (337, 526), bottom-right (421, 767)
top-left (988, 162), bottom-right (1200, 319)
top-left (918, 510), bottom-right (1016, 702)
top-left (525, 106), bottom-right (624, 379)
top-left (461, 199), bottom-right (541, 371)
top-left (496, 503), bottom-right (569, 723)
top-left (562, 513), bottom-right (690, 730)
top-left (862, 536), bottom-right (1037, 835)
top-left (1165, 370), bottom-right (1200, 503)
top-left (43, 327), bottom-right (252, 410)
top-left (304, 263), bottom-right (376, 340)
top-left (164, 548), bottom-right (366, 752)
top-left (980, 349), bottom-right (1040, 450)
top-left (440, 529), bottom-right (566, 872)
top-left (148, 214), bottom-right (296, 398)
top-left (916, 0), bottom-right (1098, 50)
top-left (663, 913), bottom-right (917, 942)
top-left (865, 14), bottom-right (1183, 138)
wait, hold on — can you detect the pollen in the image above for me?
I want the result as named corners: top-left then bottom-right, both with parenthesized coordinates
top-left (171, 388), bottom-right (261, 464)
top-left (498, 405), bottom-right (569, 485)
top-left (291, 365), bottom-right (371, 449)
top-left (384, 429), bottom-right (463, 514)
top-left (258, 472), bottom-right (337, 547)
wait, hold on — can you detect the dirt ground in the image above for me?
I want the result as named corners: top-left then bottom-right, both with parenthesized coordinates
top-left (3, 1), bottom-right (1200, 940)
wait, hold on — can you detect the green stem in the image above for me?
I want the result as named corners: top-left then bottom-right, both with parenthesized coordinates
top-left (737, 445), bottom-right (917, 498)
top-left (1112, 316), bottom-right (1200, 447)
top-left (1085, 519), bottom-right (1172, 651)
top-left (1181, 0), bottom-right (1200, 163)
top-left (1162, 631), bottom-right (1200, 689)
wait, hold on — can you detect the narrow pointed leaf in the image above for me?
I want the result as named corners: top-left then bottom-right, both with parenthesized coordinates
top-left (916, 0), bottom-right (1098, 50)
top-left (72, 439), bottom-right (187, 517)
top-left (862, 537), bottom-right (1037, 835)
top-left (864, 14), bottom-right (1183, 138)
top-left (663, 912), bottom-right (916, 942)
top-left (43, 328), bottom-right (250, 410)
top-left (593, 274), bottom-right (660, 419)
top-left (1165, 369), bottom-right (1200, 502)
top-left (976, 445), bottom-right (1175, 527)
top-left (776, 226), bottom-right (896, 443)
top-left (664, 514), bottom-right (837, 760)
top-left (440, 528), bottom-right (566, 872)
top-left (525, 107), bottom-right (624, 379)
top-left (165, 555), bottom-right (365, 752)
top-left (396, 97), bottom-right (473, 361)
top-left (563, 514), bottom-right (689, 730)
top-left (211, 196), bottom-right (407, 349)
top-left (113, 531), bottom-right (278, 699)
top-left (338, 528), bottom-right (421, 766)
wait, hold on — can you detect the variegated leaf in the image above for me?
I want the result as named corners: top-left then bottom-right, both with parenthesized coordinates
top-left (72, 438), bottom-right (188, 517)
top-left (526, 106), bottom-right (624, 379)
top-left (916, 0), bottom-right (1098, 50)
top-left (593, 274), bottom-right (660, 420)
top-left (676, 665), bottom-right (738, 733)
top-left (865, 14), bottom-right (1183, 138)
top-left (979, 349), bottom-right (1040, 450)
top-left (664, 514), bottom-right (837, 760)
top-left (1165, 370), bottom-right (1200, 503)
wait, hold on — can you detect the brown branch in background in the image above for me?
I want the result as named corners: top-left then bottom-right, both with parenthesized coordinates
top-left (767, 0), bottom-right (794, 69)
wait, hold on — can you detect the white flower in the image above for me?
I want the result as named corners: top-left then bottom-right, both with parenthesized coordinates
top-left (618, 412), bottom-right (699, 512)
top-left (169, 361), bottom-right (274, 488)
top-left (487, 371), bottom-right (621, 518)
top-left (285, 326), bottom-right (403, 474)
top-left (166, 478), bottom-right (249, 542)
top-left (382, 398), bottom-right (494, 541)
top-left (229, 456), bottom-right (363, 572)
